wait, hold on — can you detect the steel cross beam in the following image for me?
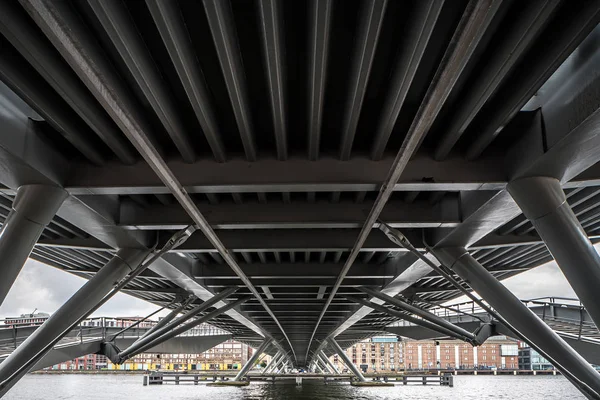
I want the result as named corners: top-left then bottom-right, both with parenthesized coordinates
top-left (320, 351), bottom-right (339, 374)
top-left (357, 286), bottom-right (478, 341)
top-left (234, 340), bottom-right (270, 381)
top-left (117, 288), bottom-right (238, 361)
top-left (433, 247), bottom-right (600, 398)
top-left (119, 296), bottom-right (251, 362)
top-left (0, 248), bottom-right (149, 396)
top-left (134, 298), bottom-right (194, 343)
top-left (305, 0), bottom-right (505, 362)
top-left (344, 295), bottom-right (475, 343)
top-left (328, 339), bottom-right (365, 382)
top-left (19, 0), bottom-right (296, 362)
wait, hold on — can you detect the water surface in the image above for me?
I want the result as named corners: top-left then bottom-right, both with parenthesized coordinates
top-left (4, 374), bottom-right (584, 399)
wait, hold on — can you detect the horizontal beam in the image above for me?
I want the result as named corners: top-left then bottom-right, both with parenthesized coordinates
top-left (63, 153), bottom-right (507, 195)
top-left (56, 156), bottom-right (600, 196)
top-left (36, 229), bottom-right (600, 254)
top-left (192, 263), bottom-right (397, 279)
top-left (119, 197), bottom-right (460, 230)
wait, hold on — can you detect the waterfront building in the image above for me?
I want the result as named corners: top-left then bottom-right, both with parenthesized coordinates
top-left (518, 343), bottom-right (554, 371)
top-left (106, 339), bottom-right (252, 371)
top-left (331, 336), bottom-right (519, 373)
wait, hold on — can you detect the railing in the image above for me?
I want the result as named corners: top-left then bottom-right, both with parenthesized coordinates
top-left (387, 297), bottom-right (600, 342)
top-left (0, 317), bottom-right (230, 355)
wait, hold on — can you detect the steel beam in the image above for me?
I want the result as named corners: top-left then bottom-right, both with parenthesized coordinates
top-left (20, 0), bottom-right (294, 361)
top-left (191, 263), bottom-right (397, 280)
top-left (317, 353), bottom-right (334, 374)
top-left (328, 339), bottom-right (365, 382)
top-left (357, 286), bottom-right (478, 342)
top-left (62, 153), bottom-right (507, 196)
top-left (509, 176), bottom-right (600, 329)
top-left (0, 1), bottom-right (136, 164)
top-left (307, 0), bottom-right (332, 161)
top-left (370, 0), bottom-right (443, 160)
top-left (466, 1), bottom-right (600, 159)
top-left (258, 0), bottom-right (287, 160)
top-left (234, 340), bottom-right (270, 381)
top-left (120, 296), bottom-right (250, 362)
top-left (134, 298), bottom-right (193, 343)
top-left (432, 247), bottom-right (600, 398)
top-left (262, 351), bottom-right (281, 374)
top-left (118, 197), bottom-right (460, 230)
top-left (433, 0), bottom-right (561, 160)
top-left (339, 0), bottom-right (387, 160)
top-left (203, 0), bottom-right (256, 161)
top-left (86, 0), bottom-right (195, 163)
top-left (0, 185), bottom-right (67, 306)
top-left (321, 351), bottom-right (339, 374)
top-left (344, 295), bottom-right (474, 343)
top-left (0, 248), bottom-right (148, 395)
top-left (117, 287), bottom-right (238, 361)
top-left (306, 0), bottom-right (505, 359)
top-left (269, 353), bottom-right (287, 375)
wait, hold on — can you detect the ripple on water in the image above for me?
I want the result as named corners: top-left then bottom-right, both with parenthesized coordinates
top-left (3, 374), bottom-right (585, 400)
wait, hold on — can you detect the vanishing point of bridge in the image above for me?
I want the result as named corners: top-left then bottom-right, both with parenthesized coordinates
top-left (1, 0), bottom-right (600, 397)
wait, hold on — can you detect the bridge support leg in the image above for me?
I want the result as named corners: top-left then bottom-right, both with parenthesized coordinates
top-left (133, 298), bottom-right (192, 343)
top-left (509, 177), bottom-right (600, 329)
top-left (116, 287), bottom-right (239, 361)
top-left (262, 351), bottom-right (281, 374)
top-left (318, 354), bottom-right (335, 374)
top-left (328, 339), bottom-right (365, 382)
top-left (0, 248), bottom-right (148, 396)
top-left (234, 340), bottom-right (270, 381)
top-left (321, 351), bottom-right (339, 373)
top-left (271, 354), bottom-right (288, 374)
top-left (0, 184), bottom-right (67, 306)
top-left (432, 247), bottom-right (600, 398)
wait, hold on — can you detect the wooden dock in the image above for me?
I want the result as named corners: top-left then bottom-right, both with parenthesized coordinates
top-left (143, 371), bottom-right (454, 387)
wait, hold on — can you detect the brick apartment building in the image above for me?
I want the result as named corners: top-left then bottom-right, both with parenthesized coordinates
top-left (331, 336), bottom-right (519, 373)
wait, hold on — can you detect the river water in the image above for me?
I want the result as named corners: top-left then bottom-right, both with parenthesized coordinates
top-left (3, 374), bottom-right (584, 399)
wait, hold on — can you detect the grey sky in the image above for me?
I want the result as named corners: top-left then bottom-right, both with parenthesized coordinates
top-left (0, 249), bottom-right (586, 320)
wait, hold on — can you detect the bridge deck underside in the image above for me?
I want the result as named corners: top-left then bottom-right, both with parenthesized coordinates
top-left (1, 0), bottom-right (600, 365)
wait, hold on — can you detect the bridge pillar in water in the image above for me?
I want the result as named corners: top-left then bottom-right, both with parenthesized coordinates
top-left (0, 248), bottom-right (149, 396)
top-left (0, 184), bottom-right (67, 307)
top-left (234, 340), bottom-right (270, 381)
top-left (328, 339), bottom-right (366, 382)
top-left (432, 246), bottom-right (600, 399)
top-left (509, 177), bottom-right (600, 329)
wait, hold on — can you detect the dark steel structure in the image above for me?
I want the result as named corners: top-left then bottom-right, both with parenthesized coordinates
top-left (1, 0), bottom-right (600, 396)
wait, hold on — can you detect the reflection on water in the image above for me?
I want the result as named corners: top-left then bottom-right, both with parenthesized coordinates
top-left (4, 374), bottom-right (584, 400)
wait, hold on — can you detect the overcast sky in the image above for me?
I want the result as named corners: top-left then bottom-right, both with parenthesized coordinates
top-left (0, 251), bottom-right (583, 320)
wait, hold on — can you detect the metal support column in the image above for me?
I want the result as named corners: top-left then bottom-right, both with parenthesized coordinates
top-left (119, 295), bottom-right (248, 362)
top-left (358, 286), bottom-right (479, 342)
top-left (263, 354), bottom-right (279, 374)
top-left (433, 247), bottom-right (600, 398)
top-left (318, 354), bottom-right (335, 374)
top-left (133, 298), bottom-right (193, 343)
top-left (345, 295), bottom-right (475, 343)
top-left (262, 351), bottom-right (281, 374)
top-left (272, 357), bottom-right (287, 374)
top-left (0, 185), bottom-right (67, 306)
top-left (234, 340), bottom-right (270, 381)
top-left (328, 339), bottom-right (365, 382)
top-left (321, 351), bottom-right (339, 373)
top-left (508, 177), bottom-right (600, 329)
top-left (0, 248), bottom-right (148, 394)
top-left (117, 287), bottom-right (237, 360)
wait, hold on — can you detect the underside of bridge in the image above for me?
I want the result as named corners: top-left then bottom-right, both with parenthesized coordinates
top-left (2, 0), bottom-right (600, 396)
